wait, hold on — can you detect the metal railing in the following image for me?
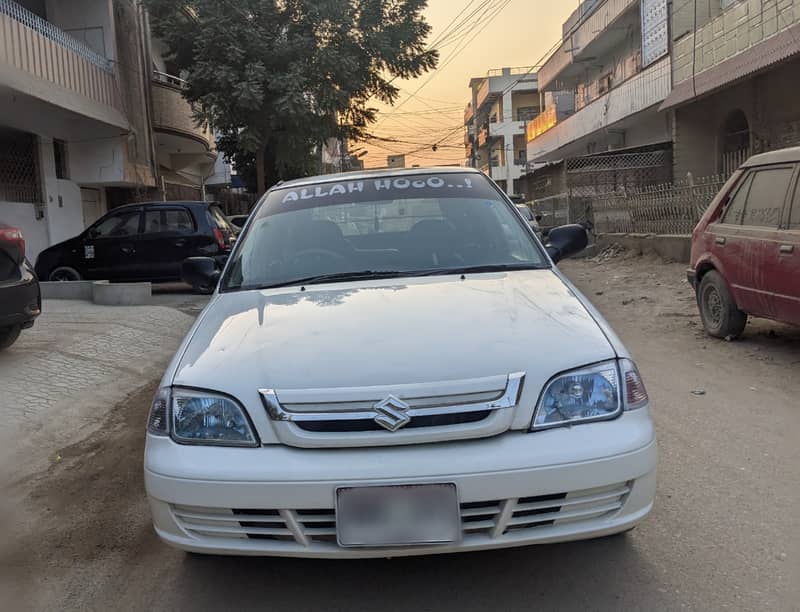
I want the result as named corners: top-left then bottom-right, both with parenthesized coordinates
top-left (0, 0), bottom-right (113, 72)
top-left (153, 70), bottom-right (187, 88)
top-left (591, 175), bottom-right (727, 235)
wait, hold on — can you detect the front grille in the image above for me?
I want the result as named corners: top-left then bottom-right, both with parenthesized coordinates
top-left (296, 410), bottom-right (492, 432)
top-left (171, 482), bottom-right (631, 546)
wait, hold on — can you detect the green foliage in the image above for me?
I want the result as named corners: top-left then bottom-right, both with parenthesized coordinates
top-left (146, 0), bottom-right (438, 189)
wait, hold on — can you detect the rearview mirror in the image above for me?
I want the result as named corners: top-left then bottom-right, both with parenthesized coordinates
top-left (182, 257), bottom-right (221, 292)
top-left (545, 224), bottom-right (588, 263)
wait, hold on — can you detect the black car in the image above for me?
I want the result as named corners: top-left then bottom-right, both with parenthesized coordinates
top-left (35, 201), bottom-right (236, 289)
top-left (0, 225), bottom-right (41, 351)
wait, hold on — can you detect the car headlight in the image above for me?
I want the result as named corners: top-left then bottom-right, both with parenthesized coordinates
top-left (147, 387), bottom-right (258, 447)
top-left (532, 359), bottom-right (648, 430)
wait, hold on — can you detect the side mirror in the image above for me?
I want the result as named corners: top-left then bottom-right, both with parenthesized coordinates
top-left (545, 224), bottom-right (588, 263)
top-left (182, 257), bottom-right (220, 291)
top-left (534, 214), bottom-right (543, 223)
top-left (88, 228), bottom-right (100, 238)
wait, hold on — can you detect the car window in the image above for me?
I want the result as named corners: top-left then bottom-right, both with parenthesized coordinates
top-left (90, 211), bottom-right (141, 238)
top-left (144, 209), bottom-right (194, 234)
top-left (223, 173), bottom-right (546, 291)
top-left (791, 176), bottom-right (800, 230)
top-left (208, 205), bottom-right (234, 231)
top-left (739, 167), bottom-right (793, 228)
top-left (721, 174), bottom-right (752, 225)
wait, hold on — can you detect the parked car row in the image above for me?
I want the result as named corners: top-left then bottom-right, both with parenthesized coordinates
top-left (0, 224), bottom-right (41, 351)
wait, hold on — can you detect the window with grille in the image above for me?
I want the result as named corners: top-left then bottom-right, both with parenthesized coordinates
top-left (0, 129), bottom-right (41, 204)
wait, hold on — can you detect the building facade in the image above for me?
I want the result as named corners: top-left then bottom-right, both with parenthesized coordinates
top-left (464, 67), bottom-right (539, 196)
top-left (526, 0), bottom-right (673, 166)
top-left (0, 0), bottom-right (221, 261)
top-left (662, 0), bottom-right (800, 180)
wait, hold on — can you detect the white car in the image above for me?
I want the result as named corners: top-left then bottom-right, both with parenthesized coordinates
top-left (145, 167), bottom-right (656, 558)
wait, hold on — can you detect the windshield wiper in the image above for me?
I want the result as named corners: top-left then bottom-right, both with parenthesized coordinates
top-left (411, 263), bottom-right (548, 277)
top-left (251, 270), bottom-right (407, 290)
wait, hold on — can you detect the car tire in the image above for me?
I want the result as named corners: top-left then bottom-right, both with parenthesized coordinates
top-left (698, 270), bottom-right (747, 339)
top-left (0, 325), bottom-right (22, 351)
top-left (49, 266), bottom-right (82, 282)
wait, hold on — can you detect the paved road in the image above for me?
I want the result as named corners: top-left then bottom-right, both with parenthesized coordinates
top-left (2, 257), bottom-right (798, 611)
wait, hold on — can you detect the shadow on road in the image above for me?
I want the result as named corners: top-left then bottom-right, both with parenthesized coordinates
top-left (170, 537), bottom-right (674, 612)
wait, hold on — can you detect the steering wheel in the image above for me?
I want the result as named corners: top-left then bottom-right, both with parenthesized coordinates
top-left (290, 248), bottom-right (350, 268)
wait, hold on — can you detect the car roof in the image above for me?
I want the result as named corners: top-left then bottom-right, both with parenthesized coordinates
top-left (110, 200), bottom-right (211, 212)
top-left (742, 146), bottom-right (800, 168)
top-left (277, 166), bottom-right (480, 189)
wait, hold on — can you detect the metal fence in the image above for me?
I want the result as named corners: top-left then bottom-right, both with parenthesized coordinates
top-left (591, 175), bottom-right (727, 235)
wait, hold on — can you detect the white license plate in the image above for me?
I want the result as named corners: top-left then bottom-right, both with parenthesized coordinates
top-left (336, 484), bottom-right (460, 548)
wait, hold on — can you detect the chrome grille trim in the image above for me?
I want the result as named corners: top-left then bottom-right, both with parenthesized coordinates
top-left (259, 372), bottom-right (525, 424)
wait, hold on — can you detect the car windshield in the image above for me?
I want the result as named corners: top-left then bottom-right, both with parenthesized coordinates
top-left (222, 172), bottom-right (547, 291)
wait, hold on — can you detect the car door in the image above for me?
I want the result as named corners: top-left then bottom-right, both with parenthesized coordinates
top-left (82, 208), bottom-right (143, 280)
top-left (770, 166), bottom-right (800, 324)
top-left (137, 207), bottom-right (198, 280)
top-left (707, 164), bottom-right (794, 319)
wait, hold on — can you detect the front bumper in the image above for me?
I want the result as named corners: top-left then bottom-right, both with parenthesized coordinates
top-left (686, 268), bottom-right (697, 289)
top-left (0, 264), bottom-right (41, 329)
top-left (145, 409), bottom-right (657, 558)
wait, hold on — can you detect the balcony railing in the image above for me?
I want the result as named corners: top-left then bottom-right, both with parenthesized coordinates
top-left (153, 70), bottom-right (187, 88)
top-left (0, 1), bottom-right (123, 119)
top-left (151, 71), bottom-right (213, 149)
top-left (528, 56), bottom-right (671, 161)
top-left (0, 0), bottom-right (112, 72)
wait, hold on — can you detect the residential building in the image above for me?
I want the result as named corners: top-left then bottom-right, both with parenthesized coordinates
top-left (0, 0), bottom-right (220, 261)
top-left (464, 67), bottom-right (539, 195)
top-left (526, 0), bottom-right (673, 166)
top-left (661, 0), bottom-right (800, 179)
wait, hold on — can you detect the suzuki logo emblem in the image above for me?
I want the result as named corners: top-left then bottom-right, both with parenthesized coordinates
top-left (373, 395), bottom-right (411, 432)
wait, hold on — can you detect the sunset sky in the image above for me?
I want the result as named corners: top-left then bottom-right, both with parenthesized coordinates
top-left (362, 0), bottom-right (577, 169)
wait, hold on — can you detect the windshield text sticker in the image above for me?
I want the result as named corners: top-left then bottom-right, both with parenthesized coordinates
top-left (281, 176), bottom-right (474, 205)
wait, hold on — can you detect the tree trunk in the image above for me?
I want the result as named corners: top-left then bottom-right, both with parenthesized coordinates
top-left (256, 146), bottom-right (266, 196)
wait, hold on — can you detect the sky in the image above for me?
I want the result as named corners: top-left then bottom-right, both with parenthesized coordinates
top-left (361, 0), bottom-right (578, 169)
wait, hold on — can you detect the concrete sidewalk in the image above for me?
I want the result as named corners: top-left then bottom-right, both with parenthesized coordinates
top-left (0, 299), bottom-right (200, 482)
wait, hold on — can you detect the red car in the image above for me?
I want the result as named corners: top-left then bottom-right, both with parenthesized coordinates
top-left (688, 147), bottom-right (800, 338)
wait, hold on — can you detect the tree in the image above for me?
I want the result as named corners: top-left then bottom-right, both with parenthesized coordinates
top-left (146, 0), bottom-right (438, 193)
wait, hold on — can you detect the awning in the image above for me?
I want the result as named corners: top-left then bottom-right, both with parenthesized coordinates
top-left (661, 23), bottom-right (800, 111)
top-left (524, 159), bottom-right (562, 175)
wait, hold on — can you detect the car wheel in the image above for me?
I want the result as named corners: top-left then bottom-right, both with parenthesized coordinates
top-left (698, 270), bottom-right (747, 339)
top-left (49, 266), bottom-right (82, 282)
top-left (0, 325), bottom-right (22, 351)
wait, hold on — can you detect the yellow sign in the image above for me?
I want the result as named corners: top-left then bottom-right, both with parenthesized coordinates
top-left (526, 106), bottom-right (558, 142)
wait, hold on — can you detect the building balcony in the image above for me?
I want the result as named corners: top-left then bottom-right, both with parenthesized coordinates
top-left (528, 56), bottom-right (671, 162)
top-left (0, 0), bottom-right (126, 129)
top-left (474, 66), bottom-right (538, 112)
top-left (538, 0), bottom-right (639, 91)
top-left (464, 103), bottom-right (474, 125)
top-left (151, 71), bottom-right (213, 150)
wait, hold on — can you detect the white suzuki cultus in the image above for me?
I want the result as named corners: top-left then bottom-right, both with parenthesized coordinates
top-left (145, 167), bottom-right (656, 557)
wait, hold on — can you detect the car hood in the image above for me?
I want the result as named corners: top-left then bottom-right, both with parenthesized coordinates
top-left (173, 270), bottom-right (616, 395)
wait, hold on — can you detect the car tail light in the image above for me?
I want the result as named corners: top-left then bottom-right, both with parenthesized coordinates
top-left (0, 227), bottom-right (25, 263)
top-left (212, 227), bottom-right (226, 250)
